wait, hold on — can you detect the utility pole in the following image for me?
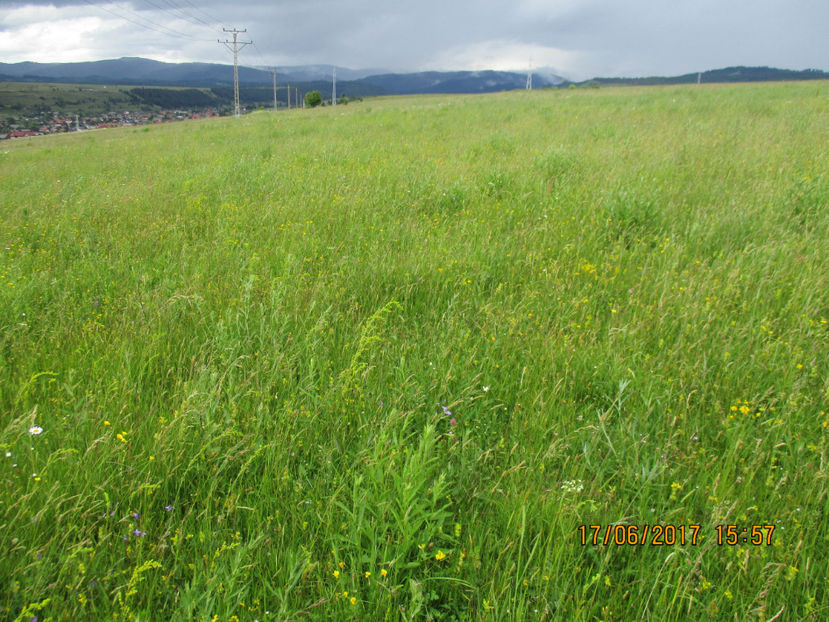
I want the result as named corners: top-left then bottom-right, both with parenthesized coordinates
top-left (332, 67), bottom-right (337, 106)
top-left (273, 68), bottom-right (277, 110)
top-left (297, 87), bottom-right (300, 108)
top-left (287, 84), bottom-right (290, 109)
top-left (219, 27), bottom-right (252, 117)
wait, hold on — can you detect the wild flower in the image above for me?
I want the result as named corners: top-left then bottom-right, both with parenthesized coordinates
top-left (28, 426), bottom-right (43, 436)
top-left (441, 405), bottom-right (452, 416)
top-left (449, 418), bottom-right (457, 426)
top-left (380, 568), bottom-right (388, 577)
top-left (164, 505), bottom-right (174, 512)
top-left (561, 480), bottom-right (584, 493)
top-left (483, 386), bottom-right (490, 392)
top-left (435, 550), bottom-right (446, 561)
top-left (133, 529), bottom-right (146, 537)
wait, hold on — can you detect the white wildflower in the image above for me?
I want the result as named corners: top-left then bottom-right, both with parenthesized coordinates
top-left (561, 479), bottom-right (584, 493)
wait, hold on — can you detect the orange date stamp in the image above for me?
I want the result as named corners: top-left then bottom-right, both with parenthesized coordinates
top-left (578, 524), bottom-right (701, 546)
top-left (577, 524), bottom-right (776, 546)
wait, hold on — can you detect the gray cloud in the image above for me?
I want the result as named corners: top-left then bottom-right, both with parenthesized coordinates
top-left (0, 0), bottom-right (826, 80)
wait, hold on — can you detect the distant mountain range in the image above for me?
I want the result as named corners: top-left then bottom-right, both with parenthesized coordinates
top-left (577, 66), bottom-right (829, 86)
top-left (0, 58), bottom-right (825, 97)
top-left (0, 57), bottom-right (563, 96)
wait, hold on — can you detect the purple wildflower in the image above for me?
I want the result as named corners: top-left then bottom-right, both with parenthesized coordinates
top-left (132, 512), bottom-right (140, 520)
top-left (164, 505), bottom-right (174, 512)
top-left (133, 529), bottom-right (146, 537)
top-left (441, 405), bottom-right (451, 416)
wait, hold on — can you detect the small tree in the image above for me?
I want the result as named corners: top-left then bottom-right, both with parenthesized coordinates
top-left (305, 90), bottom-right (322, 108)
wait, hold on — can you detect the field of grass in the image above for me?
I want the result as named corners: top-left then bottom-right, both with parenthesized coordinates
top-left (0, 82), bottom-right (827, 620)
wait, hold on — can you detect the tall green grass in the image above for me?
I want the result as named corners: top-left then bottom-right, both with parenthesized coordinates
top-left (1, 82), bottom-right (827, 620)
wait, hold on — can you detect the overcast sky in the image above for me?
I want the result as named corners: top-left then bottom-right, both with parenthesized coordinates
top-left (0, 0), bottom-right (826, 80)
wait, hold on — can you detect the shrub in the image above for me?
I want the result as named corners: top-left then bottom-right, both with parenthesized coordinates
top-left (305, 90), bottom-right (322, 108)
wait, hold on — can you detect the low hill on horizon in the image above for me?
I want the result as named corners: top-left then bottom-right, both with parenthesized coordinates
top-left (578, 65), bottom-right (828, 86)
top-left (0, 57), bottom-right (563, 95)
top-left (3, 58), bottom-right (825, 96)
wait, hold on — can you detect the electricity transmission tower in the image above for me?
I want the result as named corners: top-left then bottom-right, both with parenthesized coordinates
top-left (219, 27), bottom-right (252, 117)
top-left (332, 67), bottom-right (337, 106)
top-left (526, 58), bottom-right (533, 90)
top-left (273, 68), bottom-right (277, 110)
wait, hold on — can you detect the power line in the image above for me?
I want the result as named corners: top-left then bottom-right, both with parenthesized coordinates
top-left (179, 0), bottom-right (224, 26)
top-left (250, 41), bottom-right (272, 69)
top-left (140, 0), bottom-right (216, 29)
top-left (219, 28), bottom-right (252, 117)
top-left (159, 0), bottom-right (216, 27)
top-left (80, 0), bottom-right (204, 40)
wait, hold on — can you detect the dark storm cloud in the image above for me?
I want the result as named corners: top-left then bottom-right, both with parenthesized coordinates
top-left (1, 0), bottom-right (826, 79)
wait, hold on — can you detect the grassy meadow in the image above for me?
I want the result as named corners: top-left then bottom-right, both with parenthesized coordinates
top-left (0, 82), bottom-right (827, 620)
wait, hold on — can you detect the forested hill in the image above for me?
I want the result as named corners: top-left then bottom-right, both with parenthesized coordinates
top-left (576, 66), bottom-right (828, 86)
top-left (2, 58), bottom-right (825, 95)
